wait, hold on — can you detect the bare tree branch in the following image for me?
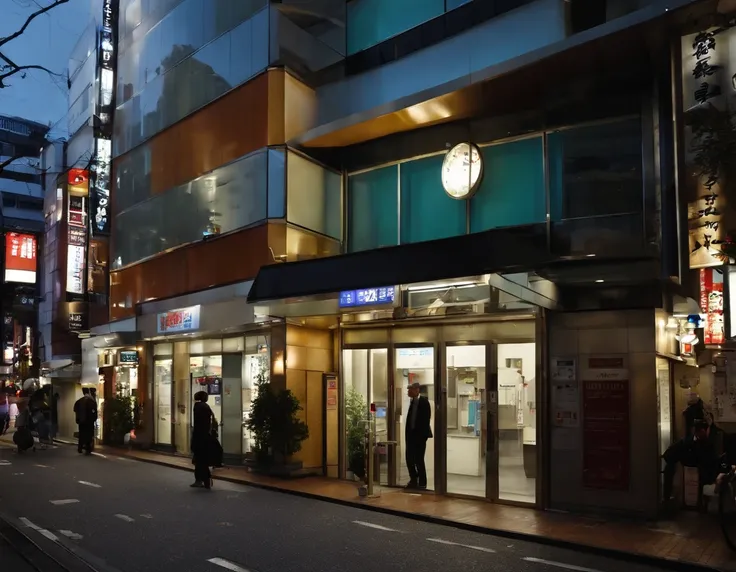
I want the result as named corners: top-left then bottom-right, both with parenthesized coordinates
top-left (0, 0), bottom-right (69, 49)
top-left (0, 63), bottom-right (59, 87)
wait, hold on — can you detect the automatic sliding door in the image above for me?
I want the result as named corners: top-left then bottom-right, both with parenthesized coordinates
top-left (394, 346), bottom-right (436, 490)
top-left (445, 344), bottom-right (487, 497)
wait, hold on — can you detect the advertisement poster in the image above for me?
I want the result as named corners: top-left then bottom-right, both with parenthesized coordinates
top-left (551, 358), bottom-right (579, 428)
top-left (582, 357), bottom-right (630, 490)
top-left (700, 267), bottom-right (724, 344)
top-left (4, 232), bottom-right (37, 284)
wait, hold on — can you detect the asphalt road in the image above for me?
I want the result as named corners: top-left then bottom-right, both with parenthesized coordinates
top-left (0, 444), bottom-right (684, 572)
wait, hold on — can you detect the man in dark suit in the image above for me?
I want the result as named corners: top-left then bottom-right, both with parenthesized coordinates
top-left (405, 381), bottom-right (432, 489)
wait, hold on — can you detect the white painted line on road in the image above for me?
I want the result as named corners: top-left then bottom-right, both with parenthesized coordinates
top-left (426, 538), bottom-right (496, 553)
top-left (50, 499), bottom-right (80, 506)
top-left (207, 557), bottom-right (251, 572)
top-left (114, 514), bottom-right (134, 523)
top-left (522, 557), bottom-right (603, 572)
top-left (0, 460), bottom-right (11, 466)
top-left (59, 530), bottom-right (83, 540)
top-left (12, 472), bottom-right (24, 475)
top-left (352, 520), bottom-right (399, 532)
top-left (38, 529), bottom-right (59, 542)
top-left (20, 517), bottom-right (40, 530)
top-left (140, 514), bottom-right (153, 519)
top-left (91, 452), bottom-right (107, 459)
top-left (34, 464), bottom-right (50, 468)
top-left (78, 480), bottom-right (101, 488)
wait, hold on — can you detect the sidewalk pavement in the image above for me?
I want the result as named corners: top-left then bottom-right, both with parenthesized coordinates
top-left (2, 433), bottom-right (735, 571)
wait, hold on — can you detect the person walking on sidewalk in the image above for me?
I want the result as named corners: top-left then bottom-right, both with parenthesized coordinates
top-left (74, 389), bottom-right (97, 455)
top-left (405, 381), bottom-right (432, 490)
top-left (191, 391), bottom-right (216, 489)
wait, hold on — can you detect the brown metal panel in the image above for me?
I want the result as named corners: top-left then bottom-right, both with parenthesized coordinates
top-left (136, 71), bottom-right (272, 197)
top-left (108, 223), bottom-right (272, 319)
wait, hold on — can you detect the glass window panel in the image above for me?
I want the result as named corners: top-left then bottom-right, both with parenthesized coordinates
top-left (154, 343), bottom-right (173, 356)
top-left (250, 7), bottom-right (269, 74)
top-left (267, 148), bottom-right (286, 218)
top-left (348, 165), bottom-right (398, 252)
top-left (190, 33), bottom-right (233, 107)
top-left (347, 0), bottom-right (444, 55)
top-left (400, 155), bottom-right (466, 244)
top-left (286, 152), bottom-right (342, 240)
top-left (470, 137), bottom-right (546, 233)
top-left (223, 336), bottom-right (245, 352)
top-left (446, 0), bottom-right (472, 9)
top-left (549, 118), bottom-right (643, 221)
top-left (229, 18), bottom-right (254, 86)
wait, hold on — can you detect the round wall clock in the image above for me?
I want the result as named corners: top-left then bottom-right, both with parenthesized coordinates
top-left (441, 142), bottom-right (483, 200)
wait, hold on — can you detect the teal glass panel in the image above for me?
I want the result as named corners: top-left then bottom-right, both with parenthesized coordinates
top-left (348, 165), bottom-right (399, 252)
top-left (400, 155), bottom-right (466, 244)
top-left (347, 0), bottom-right (444, 55)
top-left (470, 137), bottom-right (546, 233)
top-left (446, 0), bottom-right (472, 9)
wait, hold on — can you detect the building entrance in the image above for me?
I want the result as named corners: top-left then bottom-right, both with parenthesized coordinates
top-left (342, 316), bottom-right (538, 505)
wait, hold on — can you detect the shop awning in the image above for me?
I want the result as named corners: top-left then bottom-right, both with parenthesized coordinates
top-left (247, 224), bottom-right (552, 303)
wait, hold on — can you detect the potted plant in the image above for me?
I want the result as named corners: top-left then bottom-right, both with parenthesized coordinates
top-left (106, 386), bottom-right (135, 446)
top-left (345, 388), bottom-right (367, 481)
top-left (245, 370), bottom-right (309, 476)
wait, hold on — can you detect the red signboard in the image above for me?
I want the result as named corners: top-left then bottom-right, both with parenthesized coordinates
top-left (68, 168), bottom-right (89, 186)
top-left (4, 233), bottom-right (37, 284)
top-left (582, 360), bottom-right (630, 490)
top-left (700, 267), bottom-right (724, 344)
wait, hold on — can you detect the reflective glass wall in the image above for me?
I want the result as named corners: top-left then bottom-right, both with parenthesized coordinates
top-left (347, 118), bottom-right (643, 256)
top-left (115, 0), bottom-right (268, 157)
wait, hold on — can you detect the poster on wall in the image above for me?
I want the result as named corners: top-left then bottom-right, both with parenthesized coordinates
top-left (551, 357), bottom-right (579, 428)
top-left (582, 357), bottom-right (630, 491)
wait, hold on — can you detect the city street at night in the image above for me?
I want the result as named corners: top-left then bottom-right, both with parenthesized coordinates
top-left (0, 443), bottom-right (693, 572)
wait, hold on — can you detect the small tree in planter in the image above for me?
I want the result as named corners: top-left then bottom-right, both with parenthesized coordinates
top-left (345, 388), bottom-right (367, 480)
top-left (246, 372), bottom-right (309, 472)
top-left (106, 386), bottom-right (135, 445)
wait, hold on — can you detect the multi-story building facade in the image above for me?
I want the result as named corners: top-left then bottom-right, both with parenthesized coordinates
top-left (83, 0), bottom-right (734, 518)
top-left (0, 114), bottom-right (47, 390)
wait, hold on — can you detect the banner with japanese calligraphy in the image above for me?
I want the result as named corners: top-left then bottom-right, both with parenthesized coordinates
top-left (681, 27), bottom-right (736, 269)
top-left (700, 267), bottom-right (725, 344)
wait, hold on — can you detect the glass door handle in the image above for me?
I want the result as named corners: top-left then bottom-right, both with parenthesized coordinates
top-left (486, 412), bottom-right (494, 452)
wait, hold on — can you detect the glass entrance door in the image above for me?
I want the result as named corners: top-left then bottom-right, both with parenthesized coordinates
top-left (394, 346), bottom-right (436, 490)
top-left (445, 344), bottom-right (488, 497)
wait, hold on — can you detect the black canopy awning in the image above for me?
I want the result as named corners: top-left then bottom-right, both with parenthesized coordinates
top-left (247, 224), bottom-right (552, 303)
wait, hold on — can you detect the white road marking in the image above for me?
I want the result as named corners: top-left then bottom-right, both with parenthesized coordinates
top-left (426, 538), bottom-right (496, 553)
top-left (59, 530), bottom-right (83, 540)
top-left (140, 514), bottom-right (153, 519)
top-left (522, 557), bottom-right (603, 572)
top-left (50, 499), bottom-right (80, 506)
top-left (20, 518), bottom-right (40, 530)
top-left (91, 452), bottom-right (107, 459)
top-left (78, 480), bottom-right (101, 488)
top-left (114, 514), bottom-right (134, 523)
top-left (34, 464), bottom-right (50, 468)
top-left (207, 557), bottom-right (251, 572)
top-left (0, 460), bottom-right (11, 466)
top-left (12, 472), bottom-right (24, 476)
top-left (352, 520), bottom-right (399, 532)
top-left (38, 529), bottom-right (59, 542)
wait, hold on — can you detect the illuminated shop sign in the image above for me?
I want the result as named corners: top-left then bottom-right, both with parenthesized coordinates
top-left (90, 0), bottom-right (118, 237)
top-left (681, 27), bottom-right (734, 268)
top-left (69, 311), bottom-right (88, 332)
top-left (67, 174), bottom-right (88, 296)
top-left (338, 287), bottom-right (396, 308)
top-left (157, 306), bottom-right (201, 334)
top-left (119, 350), bottom-right (138, 364)
top-left (700, 267), bottom-right (724, 345)
top-left (4, 233), bottom-right (37, 284)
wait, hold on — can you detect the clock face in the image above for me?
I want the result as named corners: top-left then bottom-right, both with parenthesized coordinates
top-left (441, 143), bottom-right (483, 199)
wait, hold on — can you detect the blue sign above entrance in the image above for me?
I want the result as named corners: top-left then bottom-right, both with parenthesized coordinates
top-left (339, 287), bottom-right (396, 308)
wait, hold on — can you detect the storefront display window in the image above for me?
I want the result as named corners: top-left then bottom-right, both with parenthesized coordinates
top-left (190, 355), bottom-right (223, 426)
top-left (154, 343), bottom-right (173, 446)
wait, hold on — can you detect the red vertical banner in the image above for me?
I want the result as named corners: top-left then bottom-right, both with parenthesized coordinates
top-left (582, 358), bottom-right (630, 490)
top-left (700, 268), bottom-right (724, 344)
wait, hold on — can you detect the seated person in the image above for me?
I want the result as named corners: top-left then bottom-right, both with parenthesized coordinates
top-left (662, 419), bottom-right (720, 503)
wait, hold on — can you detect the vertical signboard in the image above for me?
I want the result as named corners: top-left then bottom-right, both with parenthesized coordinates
top-left (681, 28), bottom-right (735, 268)
top-left (700, 267), bottom-right (725, 344)
top-left (67, 170), bottom-right (88, 296)
top-left (89, 0), bottom-right (118, 237)
top-left (582, 357), bottom-right (630, 491)
top-left (4, 233), bottom-right (37, 284)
